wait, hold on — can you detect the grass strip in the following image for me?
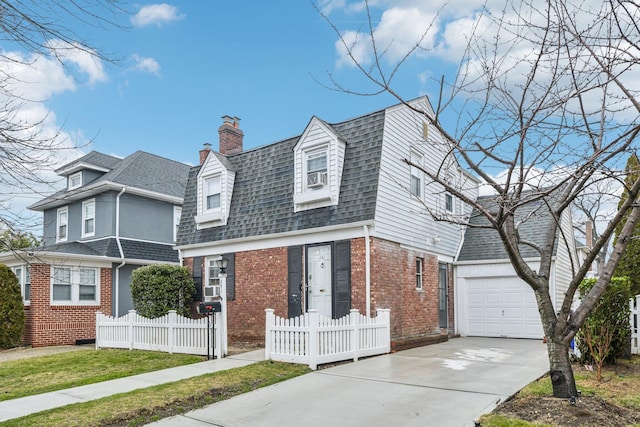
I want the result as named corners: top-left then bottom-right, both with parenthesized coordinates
top-left (0, 349), bottom-right (205, 401)
top-left (1, 361), bottom-right (310, 427)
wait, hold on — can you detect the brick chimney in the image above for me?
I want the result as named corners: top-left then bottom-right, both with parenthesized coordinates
top-left (585, 220), bottom-right (593, 249)
top-left (199, 143), bottom-right (212, 165)
top-left (219, 115), bottom-right (243, 155)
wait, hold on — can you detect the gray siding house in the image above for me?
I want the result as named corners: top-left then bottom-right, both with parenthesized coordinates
top-left (0, 150), bottom-right (190, 347)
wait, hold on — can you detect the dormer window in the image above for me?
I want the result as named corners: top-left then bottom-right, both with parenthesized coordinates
top-left (306, 150), bottom-right (328, 189)
top-left (204, 175), bottom-right (221, 211)
top-left (68, 172), bottom-right (82, 190)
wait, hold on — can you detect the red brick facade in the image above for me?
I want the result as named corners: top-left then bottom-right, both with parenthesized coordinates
top-left (23, 263), bottom-right (112, 347)
top-left (185, 236), bottom-right (453, 346)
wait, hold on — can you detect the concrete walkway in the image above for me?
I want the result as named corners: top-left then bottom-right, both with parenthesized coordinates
top-left (0, 349), bottom-right (264, 423)
top-left (147, 337), bottom-right (549, 427)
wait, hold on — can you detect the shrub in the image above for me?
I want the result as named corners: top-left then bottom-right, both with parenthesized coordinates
top-left (0, 264), bottom-right (25, 349)
top-left (131, 264), bottom-right (196, 318)
top-left (576, 277), bottom-right (632, 379)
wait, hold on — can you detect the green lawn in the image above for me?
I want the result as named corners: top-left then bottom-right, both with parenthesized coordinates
top-left (0, 349), bottom-right (205, 401)
top-left (1, 360), bottom-right (310, 427)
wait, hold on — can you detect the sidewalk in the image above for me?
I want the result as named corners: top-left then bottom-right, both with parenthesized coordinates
top-left (0, 349), bottom-right (264, 423)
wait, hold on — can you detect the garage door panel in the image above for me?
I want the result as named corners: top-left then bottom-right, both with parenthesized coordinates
top-left (465, 277), bottom-right (543, 339)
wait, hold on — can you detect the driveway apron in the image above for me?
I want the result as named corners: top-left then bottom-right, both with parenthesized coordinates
top-left (148, 337), bottom-right (549, 427)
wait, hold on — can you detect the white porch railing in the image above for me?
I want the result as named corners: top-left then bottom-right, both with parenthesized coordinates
top-left (265, 308), bottom-right (391, 370)
top-left (96, 310), bottom-right (222, 359)
top-left (631, 295), bottom-right (639, 355)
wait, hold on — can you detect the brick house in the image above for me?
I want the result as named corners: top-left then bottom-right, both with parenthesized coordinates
top-left (176, 98), bottom-right (479, 347)
top-left (0, 151), bottom-right (190, 347)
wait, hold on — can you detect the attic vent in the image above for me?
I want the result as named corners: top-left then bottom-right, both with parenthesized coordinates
top-left (307, 171), bottom-right (328, 188)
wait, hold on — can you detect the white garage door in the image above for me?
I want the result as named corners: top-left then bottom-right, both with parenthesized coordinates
top-left (466, 277), bottom-right (543, 339)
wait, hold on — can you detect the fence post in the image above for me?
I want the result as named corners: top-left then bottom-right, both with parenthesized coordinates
top-left (351, 309), bottom-right (359, 362)
top-left (168, 310), bottom-right (176, 354)
top-left (377, 308), bottom-right (391, 353)
top-left (128, 310), bottom-right (136, 350)
top-left (265, 309), bottom-right (275, 361)
top-left (309, 310), bottom-right (319, 370)
top-left (95, 312), bottom-right (102, 350)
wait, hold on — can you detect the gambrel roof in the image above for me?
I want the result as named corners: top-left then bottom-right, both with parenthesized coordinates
top-left (176, 109), bottom-right (386, 246)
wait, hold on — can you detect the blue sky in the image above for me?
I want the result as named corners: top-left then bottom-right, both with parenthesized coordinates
top-left (4, 0), bottom-right (465, 220)
top-left (46, 2), bottom-right (436, 164)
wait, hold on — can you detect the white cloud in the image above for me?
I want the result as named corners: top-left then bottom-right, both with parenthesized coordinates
top-left (131, 54), bottom-right (161, 76)
top-left (131, 3), bottom-right (184, 27)
top-left (45, 39), bottom-right (107, 85)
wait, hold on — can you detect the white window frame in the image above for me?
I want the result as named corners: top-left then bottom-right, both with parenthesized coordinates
top-left (82, 199), bottom-right (96, 238)
top-left (416, 258), bottom-right (423, 290)
top-left (204, 175), bottom-right (221, 212)
top-left (57, 207), bottom-right (68, 243)
top-left (174, 206), bottom-right (182, 241)
top-left (445, 193), bottom-right (454, 213)
top-left (304, 149), bottom-right (328, 190)
top-left (12, 265), bottom-right (30, 305)
top-left (410, 151), bottom-right (423, 199)
top-left (68, 172), bottom-right (82, 190)
top-left (51, 266), bottom-right (100, 305)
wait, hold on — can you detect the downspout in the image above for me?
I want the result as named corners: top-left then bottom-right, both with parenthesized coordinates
top-left (363, 224), bottom-right (371, 317)
top-left (115, 187), bottom-right (127, 317)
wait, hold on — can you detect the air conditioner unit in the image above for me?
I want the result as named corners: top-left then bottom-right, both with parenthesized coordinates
top-left (203, 285), bottom-right (221, 300)
top-left (307, 171), bottom-right (328, 188)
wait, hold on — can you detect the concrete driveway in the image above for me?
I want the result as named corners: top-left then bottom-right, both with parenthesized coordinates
top-left (148, 337), bottom-right (549, 427)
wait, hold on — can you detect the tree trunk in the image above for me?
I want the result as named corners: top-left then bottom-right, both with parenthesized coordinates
top-left (547, 340), bottom-right (578, 398)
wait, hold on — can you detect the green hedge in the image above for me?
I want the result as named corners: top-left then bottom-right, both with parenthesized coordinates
top-left (576, 277), bottom-right (632, 364)
top-left (0, 264), bottom-right (25, 349)
top-left (131, 265), bottom-right (196, 318)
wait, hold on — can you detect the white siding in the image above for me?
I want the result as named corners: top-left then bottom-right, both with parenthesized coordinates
top-left (196, 155), bottom-right (235, 227)
top-left (374, 99), bottom-right (477, 257)
top-left (293, 118), bottom-right (345, 212)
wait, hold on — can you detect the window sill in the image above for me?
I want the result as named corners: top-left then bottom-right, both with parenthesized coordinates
top-left (50, 302), bottom-right (100, 307)
top-left (195, 210), bottom-right (223, 223)
top-left (294, 188), bottom-right (332, 205)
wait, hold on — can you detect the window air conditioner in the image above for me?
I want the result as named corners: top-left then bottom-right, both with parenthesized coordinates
top-left (307, 171), bottom-right (328, 188)
top-left (203, 285), bottom-right (221, 299)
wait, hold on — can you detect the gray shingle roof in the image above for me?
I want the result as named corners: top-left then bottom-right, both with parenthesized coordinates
top-left (56, 151), bottom-right (121, 174)
top-left (37, 238), bottom-right (179, 262)
top-left (31, 151), bottom-right (191, 210)
top-left (177, 109), bottom-right (386, 246)
top-left (457, 194), bottom-right (559, 261)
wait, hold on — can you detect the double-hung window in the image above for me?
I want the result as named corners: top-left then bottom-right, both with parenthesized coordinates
top-left (410, 151), bottom-right (422, 198)
top-left (52, 266), bottom-right (99, 304)
top-left (445, 193), bottom-right (454, 212)
top-left (57, 207), bottom-right (68, 242)
top-left (82, 199), bottom-right (95, 237)
top-left (306, 150), bottom-right (328, 189)
top-left (12, 266), bottom-right (30, 304)
top-left (416, 258), bottom-right (423, 290)
top-left (204, 176), bottom-right (221, 211)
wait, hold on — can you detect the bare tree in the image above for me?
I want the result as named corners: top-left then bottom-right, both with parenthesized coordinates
top-left (0, 0), bottom-right (125, 238)
top-left (318, 0), bottom-right (640, 398)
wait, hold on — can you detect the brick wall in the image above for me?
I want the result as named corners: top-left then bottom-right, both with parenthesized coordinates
top-left (26, 263), bottom-right (112, 347)
top-left (227, 247), bottom-right (288, 343)
top-left (369, 237), bottom-right (444, 339)
top-left (182, 236), bottom-right (450, 346)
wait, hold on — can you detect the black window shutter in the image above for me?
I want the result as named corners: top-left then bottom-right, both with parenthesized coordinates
top-left (333, 240), bottom-right (351, 319)
top-left (192, 256), bottom-right (203, 302)
top-left (225, 253), bottom-right (235, 301)
top-left (287, 246), bottom-right (303, 318)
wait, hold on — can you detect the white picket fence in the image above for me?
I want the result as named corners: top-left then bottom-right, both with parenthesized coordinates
top-left (265, 308), bottom-right (391, 370)
top-left (631, 295), bottom-right (639, 355)
top-left (96, 310), bottom-right (222, 359)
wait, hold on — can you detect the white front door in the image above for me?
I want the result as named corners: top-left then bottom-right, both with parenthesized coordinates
top-left (307, 245), bottom-right (332, 318)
